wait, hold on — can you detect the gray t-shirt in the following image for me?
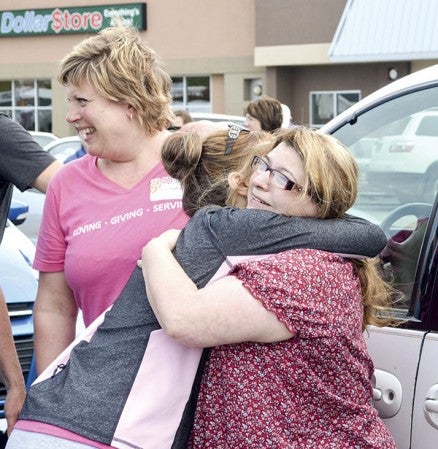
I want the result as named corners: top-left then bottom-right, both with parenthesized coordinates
top-left (0, 113), bottom-right (55, 243)
top-left (20, 206), bottom-right (387, 448)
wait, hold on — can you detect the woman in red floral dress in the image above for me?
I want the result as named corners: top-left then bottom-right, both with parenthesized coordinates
top-left (142, 126), bottom-right (397, 449)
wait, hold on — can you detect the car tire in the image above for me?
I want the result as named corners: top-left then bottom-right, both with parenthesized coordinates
top-left (423, 166), bottom-right (438, 204)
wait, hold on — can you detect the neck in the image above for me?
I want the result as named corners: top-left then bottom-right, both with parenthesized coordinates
top-left (97, 129), bottom-right (171, 188)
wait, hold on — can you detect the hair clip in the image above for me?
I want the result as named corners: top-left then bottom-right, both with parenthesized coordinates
top-left (224, 124), bottom-right (249, 154)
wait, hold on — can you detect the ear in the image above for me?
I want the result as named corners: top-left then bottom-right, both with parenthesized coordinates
top-left (228, 172), bottom-right (249, 197)
top-left (127, 105), bottom-right (137, 120)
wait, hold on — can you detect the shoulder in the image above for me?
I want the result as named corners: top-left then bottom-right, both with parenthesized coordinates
top-left (198, 206), bottom-right (279, 225)
top-left (0, 115), bottom-right (42, 153)
top-left (49, 155), bottom-right (92, 188)
top-left (238, 249), bottom-right (352, 278)
top-left (273, 248), bottom-right (351, 270)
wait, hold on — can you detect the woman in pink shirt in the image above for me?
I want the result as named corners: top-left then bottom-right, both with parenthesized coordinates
top-left (32, 25), bottom-right (188, 376)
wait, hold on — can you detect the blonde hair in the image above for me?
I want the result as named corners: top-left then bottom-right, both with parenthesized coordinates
top-left (162, 129), bottom-right (274, 216)
top-left (58, 25), bottom-right (173, 135)
top-left (274, 127), bottom-right (358, 219)
top-left (274, 126), bottom-right (395, 329)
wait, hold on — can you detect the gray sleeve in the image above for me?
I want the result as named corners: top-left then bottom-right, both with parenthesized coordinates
top-left (203, 206), bottom-right (387, 258)
top-left (0, 114), bottom-right (56, 191)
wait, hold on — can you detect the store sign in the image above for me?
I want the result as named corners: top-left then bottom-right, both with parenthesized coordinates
top-left (0, 3), bottom-right (147, 37)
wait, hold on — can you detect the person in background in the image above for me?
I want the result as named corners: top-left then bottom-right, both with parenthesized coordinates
top-left (7, 126), bottom-right (388, 449)
top-left (142, 127), bottom-right (397, 448)
top-left (0, 113), bottom-right (62, 435)
top-left (171, 109), bottom-right (193, 129)
top-left (243, 95), bottom-right (284, 132)
top-left (32, 25), bottom-right (188, 377)
top-left (63, 144), bottom-right (86, 164)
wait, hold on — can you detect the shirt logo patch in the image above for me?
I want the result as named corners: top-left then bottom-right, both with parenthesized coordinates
top-left (150, 176), bottom-right (183, 201)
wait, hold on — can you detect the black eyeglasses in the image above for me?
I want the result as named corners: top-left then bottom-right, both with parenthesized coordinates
top-left (224, 124), bottom-right (250, 154)
top-left (251, 156), bottom-right (302, 191)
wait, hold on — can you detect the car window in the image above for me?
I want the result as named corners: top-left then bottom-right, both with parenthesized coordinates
top-left (331, 85), bottom-right (438, 320)
top-left (415, 116), bottom-right (438, 136)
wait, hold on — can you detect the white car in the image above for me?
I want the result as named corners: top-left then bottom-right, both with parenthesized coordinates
top-left (29, 131), bottom-right (59, 148)
top-left (45, 135), bottom-right (82, 162)
top-left (0, 220), bottom-right (38, 421)
top-left (320, 64), bottom-right (438, 449)
top-left (366, 109), bottom-right (438, 203)
top-left (190, 112), bottom-right (245, 126)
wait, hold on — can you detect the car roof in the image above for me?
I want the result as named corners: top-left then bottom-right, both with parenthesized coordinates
top-left (43, 135), bottom-right (81, 150)
top-left (190, 112), bottom-right (245, 124)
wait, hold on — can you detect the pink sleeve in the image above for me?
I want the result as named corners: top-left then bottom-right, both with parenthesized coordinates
top-left (230, 249), bottom-right (362, 339)
top-left (33, 174), bottom-right (67, 272)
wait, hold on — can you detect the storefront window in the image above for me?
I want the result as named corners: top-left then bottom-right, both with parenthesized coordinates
top-left (310, 91), bottom-right (360, 128)
top-left (171, 76), bottom-right (211, 113)
top-left (15, 80), bottom-right (34, 107)
top-left (0, 81), bottom-right (12, 107)
top-left (37, 79), bottom-right (52, 107)
top-left (0, 79), bottom-right (52, 132)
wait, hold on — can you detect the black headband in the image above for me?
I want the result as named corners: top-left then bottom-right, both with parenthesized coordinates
top-left (224, 124), bottom-right (250, 154)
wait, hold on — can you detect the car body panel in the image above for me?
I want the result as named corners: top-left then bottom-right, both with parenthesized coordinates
top-left (411, 333), bottom-right (438, 448)
top-left (0, 220), bottom-right (37, 418)
top-left (365, 327), bottom-right (426, 447)
top-left (11, 187), bottom-right (45, 244)
top-left (321, 64), bottom-right (438, 448)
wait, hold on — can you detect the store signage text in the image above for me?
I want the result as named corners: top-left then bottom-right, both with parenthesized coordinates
top-left (0, 3), bottom-right (147, 37)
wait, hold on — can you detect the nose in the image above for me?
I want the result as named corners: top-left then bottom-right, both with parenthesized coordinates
top-left (251, 169), bottom-right (271, 190)
top-left (65, 103), bottom-right (81, 124)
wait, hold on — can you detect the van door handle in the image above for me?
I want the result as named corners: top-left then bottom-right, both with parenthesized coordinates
top-left (425, 385), bottom-right (438, 429)
top-left (371, 369), bottom-right (402, 418)
top-left (424, 399), bottom-right (438, 413)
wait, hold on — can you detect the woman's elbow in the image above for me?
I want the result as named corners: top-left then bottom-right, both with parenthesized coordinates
top-left (160, 316), bottom-right (205, 348)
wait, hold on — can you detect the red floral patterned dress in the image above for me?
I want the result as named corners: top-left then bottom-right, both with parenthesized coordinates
top-left (189, 249), bottom-right (396, 449)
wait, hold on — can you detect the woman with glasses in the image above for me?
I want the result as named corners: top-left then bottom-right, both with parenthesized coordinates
top-left (141, 126), bottom-right (397, 449)
top-left (9, 125), bottom-right (390, 449)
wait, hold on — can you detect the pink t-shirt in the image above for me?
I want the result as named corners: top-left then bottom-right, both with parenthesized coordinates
top-left (34, 155), bottom-right (189, 325)
top-left (189, 249), bottom-right (396, 449)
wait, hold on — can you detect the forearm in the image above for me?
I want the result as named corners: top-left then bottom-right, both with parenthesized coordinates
top-left (34, 307), bottom-right (76, 374)
top-left (0, 291), bottom-right (26, 434)
top-left (141, 237), bottom-right (293, 347)
top-left (141, 240), bottom-right (200, 345)
top-left (32, 160), bottom-right (62, 193)
top-left (33, 272), bottom-right (77, 374)
top-left (0, 296), bottom-right (24, 390)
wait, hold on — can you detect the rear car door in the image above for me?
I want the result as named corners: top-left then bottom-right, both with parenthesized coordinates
top-left (321, 74), bottom-right (438, 449)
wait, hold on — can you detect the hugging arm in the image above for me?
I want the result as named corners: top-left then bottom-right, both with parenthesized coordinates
top-left (208, 207), bottom-right (387, 258)
top-left (141, 230), bottom-right (294, 347)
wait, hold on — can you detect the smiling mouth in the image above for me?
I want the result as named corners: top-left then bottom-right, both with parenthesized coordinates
top-left (251, 194), bottom-right (270, 207)
top-left (78, 127), bottom-right (95, 140)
